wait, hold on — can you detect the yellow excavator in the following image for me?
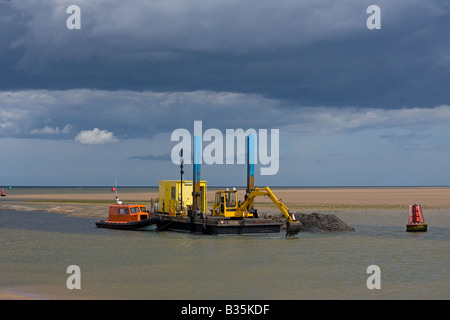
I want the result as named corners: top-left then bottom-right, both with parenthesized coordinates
top-left (212, 186), bottom-right (302, 237)
top-left (210, 134), bottom-right (301, 237)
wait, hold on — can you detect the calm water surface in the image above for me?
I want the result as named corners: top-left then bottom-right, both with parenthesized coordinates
top-left (0, 209), bottom-right (449, 299)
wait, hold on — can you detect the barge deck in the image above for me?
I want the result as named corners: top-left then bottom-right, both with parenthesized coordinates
top-left (156, 214), bottom-right (281, 235)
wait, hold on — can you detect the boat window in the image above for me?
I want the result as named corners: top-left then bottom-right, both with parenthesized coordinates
top-left (226, 192), bottom-right (236, 206)
top-left (119, 208), bottom-right (124, 214)
top-left (124, 208), bottom-right (129, 215)
top-left (130, 207), bottom-right (138, 213)
top-left (139, 206), bottom-right (147, 212)
top-left (215, 193), bottom-right (221, 206)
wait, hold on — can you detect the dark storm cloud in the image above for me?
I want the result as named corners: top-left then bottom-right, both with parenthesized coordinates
top-left (1, 0), bottom-right (449, 108)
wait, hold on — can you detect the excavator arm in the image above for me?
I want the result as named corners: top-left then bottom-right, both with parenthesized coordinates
top-left (239, 187), bottom-right (302, 237)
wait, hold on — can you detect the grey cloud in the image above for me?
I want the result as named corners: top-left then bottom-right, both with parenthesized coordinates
top-left (0, 89), bottom-right (283, 139)
top-left (128, 153), bottom-right (171, 161)
top-left (29, 124), bottom-right (72, 135)
top-left (0, 0), bottom-right (448, 108)
top-left (279, 105), bottom-right (450, 135)
top-left (402, 143), bottom-right (450, 152)
top-left (2, 89), bottom-right (450, 142)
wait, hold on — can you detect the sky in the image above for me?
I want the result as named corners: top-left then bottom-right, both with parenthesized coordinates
top-left (0, 0), bottom-right (449, 187)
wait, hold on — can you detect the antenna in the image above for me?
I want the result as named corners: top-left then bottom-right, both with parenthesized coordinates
top-left (113, 178), bottom-right (121, 204)
top-left (180, 148), bottom-right (184, 213)
top-left (112, 178), bottom-right (118, 196)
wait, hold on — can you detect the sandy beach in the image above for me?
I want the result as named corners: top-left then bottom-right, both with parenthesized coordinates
top-left (1, 187), bottom-right (449, 218)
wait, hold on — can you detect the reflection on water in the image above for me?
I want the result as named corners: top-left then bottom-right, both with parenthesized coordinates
top-left (0, 209), bottom-right (449, 299)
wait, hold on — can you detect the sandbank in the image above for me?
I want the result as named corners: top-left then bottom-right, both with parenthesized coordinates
top-left (1, 187), bottom-right (449, 218)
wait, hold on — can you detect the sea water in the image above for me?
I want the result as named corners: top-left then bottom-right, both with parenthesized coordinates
top-left (0, 208), bottom-right (449, 300)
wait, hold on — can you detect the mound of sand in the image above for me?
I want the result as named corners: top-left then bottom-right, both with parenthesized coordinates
top-left (295, 213), bottom-right (355, 233)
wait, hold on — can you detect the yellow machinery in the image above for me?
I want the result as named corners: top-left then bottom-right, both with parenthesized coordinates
top-left (159, 180), bottom-right (207, 215)
top-left (159, 134), bottom-right (301, 236)
top-left (212, 186), bottom-right (302, 236)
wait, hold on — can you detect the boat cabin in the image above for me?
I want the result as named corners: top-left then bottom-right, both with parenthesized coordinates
top-left (108, 204), bottom-right (149, 222)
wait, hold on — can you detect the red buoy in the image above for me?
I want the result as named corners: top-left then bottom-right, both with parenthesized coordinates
top-left (111, 187), bottom-right (116, 192)
top-left (406, 204), bottom-right (427, 232)
top-left (1, 188), bottom-right (5, 197)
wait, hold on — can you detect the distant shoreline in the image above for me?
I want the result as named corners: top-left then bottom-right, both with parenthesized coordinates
top-left (1, 186), bottom-right (449, 219)
top-left (4, 185), bottom-right (450, 189)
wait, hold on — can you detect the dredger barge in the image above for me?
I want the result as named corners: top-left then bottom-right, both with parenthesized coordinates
top-left (154, 134), bottom-right (302, 237)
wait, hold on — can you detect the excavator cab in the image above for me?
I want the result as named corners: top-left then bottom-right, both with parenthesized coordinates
top-left (213, 190), bottom-right (236, 217)
top-left (213, 189), bottom-right (254, 218)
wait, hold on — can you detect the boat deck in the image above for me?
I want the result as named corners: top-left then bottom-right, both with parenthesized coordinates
top-left (156, 214), bottom-right (281, 235)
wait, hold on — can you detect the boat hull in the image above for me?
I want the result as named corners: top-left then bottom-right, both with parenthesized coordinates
top-left (96, 216), bottom-right (159, 231)
top-left (156, 214), bottom-right (281, 235)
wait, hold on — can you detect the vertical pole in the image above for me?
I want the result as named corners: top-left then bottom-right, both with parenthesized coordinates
top-left (192, 135), bottom-right (202, 212)
top-left (246, 134), bottom-right (255, 195)
top-left (180, 148), bottom-right (184, 214)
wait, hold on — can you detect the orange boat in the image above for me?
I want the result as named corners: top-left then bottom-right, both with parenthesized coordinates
top-left (96, 203), bottom-right (159, 231)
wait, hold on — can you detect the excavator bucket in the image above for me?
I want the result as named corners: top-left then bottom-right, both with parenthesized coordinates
top-left (286, 221), bottom-right (302, 237)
